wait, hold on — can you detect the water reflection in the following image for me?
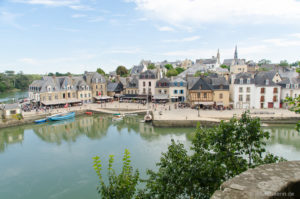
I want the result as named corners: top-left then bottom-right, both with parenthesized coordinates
top-left (0, 127), bottom-right (24, 153)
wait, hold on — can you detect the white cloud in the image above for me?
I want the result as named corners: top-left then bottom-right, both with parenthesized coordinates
top-left (106, 48), bottom-right (142, 54)
top-left (127, 0), bottom-right (300, 26)
top-left (157, 26), bottom-right (174, 32)
top-left (12, 0), bottom-right (92, 10)
top-left (71, 14), bottom-right (86, 18)
top-left (163, 36), bottom-right (200, 43)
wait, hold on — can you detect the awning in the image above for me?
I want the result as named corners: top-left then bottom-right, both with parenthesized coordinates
top-left (94, 96), bottom-right (113, 100)
top-left (153, 94), bottom-right (169, 100)
top-left (171, 96), bottom-right (178, 99)
top-left (216, 102), bottom-right (224, 106)
top-left (41, 99), bottom-right (81, 106)
top-left (194, 101), bottom-right (214, 105)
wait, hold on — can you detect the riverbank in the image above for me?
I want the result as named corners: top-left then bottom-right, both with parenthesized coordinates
top-left (1, 102), bottom-right (299, 129)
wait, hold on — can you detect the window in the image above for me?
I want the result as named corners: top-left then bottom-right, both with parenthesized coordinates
top-left (143, 88), bottom-right (146, 94)
top-left (164, 90), bottom-right (167, 94)
top-left (96, 85), bottom-right (98, 89)
top-left (266, 79), bottom-right (269, 85)
top-left (10, 110), bottom-right (16, 115)
top-left (219, 93), bottom-right (223, 99)
top-left (88, 93), bottom-right (91, 97)
top-left (246, 95), bottom-right (250, 102)
top-left (48, 95), bottom-right (52, 101)
top-left (174, 90), bottom-right (178, 94)
top-left (174, 82), bottom-right (178, 86)
top-left (63, 93), bottom-right (66, 99)
top-left (149, 82), bottom-right (151, 86)
top-left (55, 94), bottom-right (58, 100)
top-left (72, 93), bottom-right (75, 98)
top-left (239, 87), bottom-right (243, 93)
top-left (180, 82), bottom-right (183, 86)
top-left (80, 94), bottom-right (83, 98)
top-left (148, 88), bottom-right (151, 94)
top-left (286, 84), bottom-right (290, 89)
top-left (68, 93), bottom-right (70, 98)
top-left (247, 78), bottom-right (250, 84)
top-left (295, 94), bottom-right (297, 98)
top-left (286, 93), bottom-right (289, 97)
top-left (85, 94), bottom-right (87, 97)
top-left (240, 78), bottom-right (243, 84)
top-left (273, 95), bottom-right (277, 102)
top-left (260, 96), bottom-right (265, 102)
top-left (273, 88), bottom-right (278, 93)
top-left (143, 82), bottom-right (145, 87)
top-left (261, 88), bottom-right (265, 94)
top-left (204, 93), bottom-right (207, 98)
top-left (159, 89), bottom-right (162, 94)
top-left (247, 87), bottom-right (251, 93)
top-left (180, 90), bottom-right (184, 94)
top-left (239, 95), bottom-right (243, 102)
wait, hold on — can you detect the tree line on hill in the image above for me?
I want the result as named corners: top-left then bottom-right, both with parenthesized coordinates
top-left (0, 71), bottom-right (42, 93)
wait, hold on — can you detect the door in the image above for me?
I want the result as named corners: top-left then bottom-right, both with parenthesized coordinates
top-left (268, 102), bottom-right (274, 108)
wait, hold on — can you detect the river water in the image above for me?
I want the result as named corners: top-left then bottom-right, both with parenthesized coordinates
top-left (0, 115), bottom-right (299, 199)
top-left (0, 91), bottom-right (28, 103)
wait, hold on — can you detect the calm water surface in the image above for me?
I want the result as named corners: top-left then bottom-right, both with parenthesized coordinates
top-left (0, 115), bottom-right (299, 199)
top-left (0, 91), bottom-right (28, 103)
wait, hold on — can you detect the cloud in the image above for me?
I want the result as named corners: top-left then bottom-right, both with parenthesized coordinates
top-left (106, 48), bottom-right (142, 54)
top-left (12, 0), bottom-right (93, 10)
top-left (127, 0), bottom-right (300, 26)
top-left (19, 58), bottom-right (39, 65)
top-left (263, 38), bottom-right (300, 47)
top-left (0, 11), bottom-right (23, 29)
top-left (157, 26), bottom-right (174, 32)
top-left (71, 14), bottom-right (87, 18)
top-left (163, 36), bottom-right (200, 43)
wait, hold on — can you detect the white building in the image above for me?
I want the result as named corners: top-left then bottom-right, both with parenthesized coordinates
top-left (138, 69), bottom-right (160, 96)
top-left (169, 77), bottom-right (187, 102)
top-left (278, 77), bottom-right (300, 108)
top-left (230, 73), bottom-right (256, 109)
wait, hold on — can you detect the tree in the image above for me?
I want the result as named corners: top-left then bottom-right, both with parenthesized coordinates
top-left (166, 69), bottom-right (178, 77)
top-left (285, 96), bottom-right (300, 131)
top-left (296, 68), bottom-right (300, 74)
top-left (147, 64), bottom-right (156, 70)
top-left (94, 112), bottom-right (284, 199)
top-left (93, 149), bottom-right (140, 199)
top-left (175, 67), bottom-right (185, 74)
top-left (116, 66), bottom-right (128, 77)
top-left (220, 64), bottom-right (229, 70)
top-left (258, 59), bottom-right (271, 66)
top-left (279, 60), bottom-right (289, 67)
top-left (96, 68), bottom-right (106, 75)
top-left (164, 64), bottom-right (173, 70)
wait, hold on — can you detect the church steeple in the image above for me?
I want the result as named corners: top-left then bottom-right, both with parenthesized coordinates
top-left (217, 49), bottom-right (220, 65)
top-left (234, 45), bottom-right (238, 60)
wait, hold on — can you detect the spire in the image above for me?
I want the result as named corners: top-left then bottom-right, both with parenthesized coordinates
top-left (217, 49), bottom-right (220, 64)
top-left (234, 45), bottom-right (238, 60)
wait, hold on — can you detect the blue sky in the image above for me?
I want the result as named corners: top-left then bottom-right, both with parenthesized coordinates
top-left (1, 0), bottom-right (300, 74)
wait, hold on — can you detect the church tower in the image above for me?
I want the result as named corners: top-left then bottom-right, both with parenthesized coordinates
top-left (234, 45), bottom-right (238, 60)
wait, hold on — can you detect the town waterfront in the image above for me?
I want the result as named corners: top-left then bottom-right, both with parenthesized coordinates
top-left (0, 114), bottom-right (299, 199)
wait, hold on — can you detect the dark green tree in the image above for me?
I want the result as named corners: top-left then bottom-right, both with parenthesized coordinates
top-left (175, 67), bottom-right (185, 74)
top-left (166, 69), bottom-right (178, 77)
top-left (220, 64), bottom-right (229, 70)
top-left (116, 66), bottom-right (128, 77)
top-left (279, 60), bottom-right (289, 67)
top-left (147, 64), bottom-right (156, 70)
top-left (96, 68), bottom-right (106, 75)
top-left (258, 59), bottom-right (271, 66)
top-left (164, 64), bottom-right (173, 70)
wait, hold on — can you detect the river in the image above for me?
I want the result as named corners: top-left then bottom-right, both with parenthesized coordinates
top-left (0, 115), bottom-right (299, 199)
top-left (0, 91), bottom-right (28, 103)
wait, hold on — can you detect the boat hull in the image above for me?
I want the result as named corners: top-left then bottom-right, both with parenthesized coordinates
top-left (35, 119), bottom-right (47, 124)
top-left (48, 112), bottom-right (75, 121)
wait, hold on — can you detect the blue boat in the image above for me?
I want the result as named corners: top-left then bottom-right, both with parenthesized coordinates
top-left (48, 112), bottom-right (75, 121)
top-left (35, 118), bottom-right (47, 124)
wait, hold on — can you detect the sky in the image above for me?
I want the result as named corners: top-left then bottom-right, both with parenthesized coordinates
top-left (1, 0), bottom-right (300, 74)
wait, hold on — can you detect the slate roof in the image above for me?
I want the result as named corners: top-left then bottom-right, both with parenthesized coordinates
top-left (170, 77), bottom-right (187, 87)
top-left (188, 77), bottom-right (213, 91)
top-left (3, 103), bottom-right (20, 110)
top-left (139, 70), bottom-right (157, 79)
top-left (127, 76), bottom-right (139, 88)
top-left (156, 77), bottom-right (170, 88)
top-left (178, 64), bottom-right (207, 78)
top-left (107, 82), bottom-right (123, 92)
top-left (196, 58), bottom-right (217, 65)
top-left (233, 73), bottom-right (255, 84)
top-left (254, 71), bottom-right (278, 86)
top-left (131, 65), bottom-right (145, 75)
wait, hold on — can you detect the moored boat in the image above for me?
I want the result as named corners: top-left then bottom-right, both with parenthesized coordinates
top-left (85, 112), bottom-right (93, 115)
top-left (144, 110), bottom-right (152, 122)
top-left (35, 118), bottom-right (47, 124)
top-left (48, 112), bottom-right (75, 121)
top-left (112, 115), bottom-right (123, 121)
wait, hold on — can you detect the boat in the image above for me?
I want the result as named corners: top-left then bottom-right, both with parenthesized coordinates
top-left (125, 113), bottom-right (138, 117)
top-left (85, 111), bottom-right (93, 115)
top-left (48, 112), bottom-right (75, 121)
top-left (112, 113), bottom-right (121, 116)
top-left (144, 110), bottom-right (152, 122)
top-left (112, 115), bottom-right (123, 121)
top-left (35, 118), bottom-right (47, 124)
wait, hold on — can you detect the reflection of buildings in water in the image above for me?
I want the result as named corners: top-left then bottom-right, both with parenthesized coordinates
top-left (0, 127), bottom-right (24, 152)
top-left (33, 116), bottom-right (110, 144)
top-left (265, 126), bottom-right (300, 150)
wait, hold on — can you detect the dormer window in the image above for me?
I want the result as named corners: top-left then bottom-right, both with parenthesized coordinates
top-left (295, 84), bottom-right (298, 89)
top-left (266, 79), bottom-right (269, 85)
top-left (174, 82), bottom-right (178, 86)
top-left (286, 84), bottom-right (290, 89)
top-left (47, 86), bottom-right (51, 92)
top-left (240, 78), bottom-right (243, 84)
top-left (247, 78), bottom-right (250, 84)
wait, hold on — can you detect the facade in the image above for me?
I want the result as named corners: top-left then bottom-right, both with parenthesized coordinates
top-left (169, 77), bottom-right (187, 102)
top-left (187, 77), bottom-right (214, 107)
top-left (73, 77), bottom-right (92, 103)
top-left (230, 73), bottom-right (256, 109)
top-left (125, 76), bottom-right (139, 95)
top-left (210, 76), bottom-right (230, 107)
top-left (138, 69), bottom-right (160, 96)
top-left (181, 59), bottom-right (193, 70)
top-left (278, 77), bottom-right (300, 108)
top-left (1, 103), bottom-right (21, 119)
top-left (195, 50), bottom-right (220, 71)
top-left (107, 82), bottom-right (124, 97)
top-left (83, 72), bottom-right (107, 100)
top-left (253, 71), bottom-right (281, 109)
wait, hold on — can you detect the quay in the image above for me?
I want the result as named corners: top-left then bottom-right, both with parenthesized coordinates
top-left (1, 102), bottom-right (300, 129)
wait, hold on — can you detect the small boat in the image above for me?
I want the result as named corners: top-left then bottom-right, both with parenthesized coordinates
top-left (112, 113), bottom-right (121, 116)
top-left (125, 113), bottom-right (138, 117)
top-left (48, 112), bottom-right (75, 121)
top-left (85, 112), bottom-right (93, 115)
top-left (112, 115), bottom-right (123, 121)
top-left (35, 118), bottom-right (47, 124)
top-left (144, 111), bottom-right (152, 122)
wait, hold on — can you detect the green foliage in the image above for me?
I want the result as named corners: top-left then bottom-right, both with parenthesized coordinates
top-left (166, 69), bottom-right (178, 77)
top-left (285, 96), bottom-right (300, 131)
top-left (220, 64), bottom-right (229, 70)
top-left (138, 112), bottom-right (285, 198)
top-left (175, 67), bottom-right (185, 74)
top-left (116, 66), bottom-right (129, 77)
top-left (296, 68), bottom-right (300, 74)
top-left (279, 60), bottom-right (289, 67)
top-left (164, 64), bottom-right (173, 70)
top-left (259, 67), bottom-right (271, 72)
top-left (194, 71), bottom-right (210, 77)
top-left (93, 112), bottom-right (285, 199)
top-left (96, 68), bottom-right (106, 75)
top-left (147, 64), bottom-right (156, 70)
top-left (258, 59), bottom-right (271, 66)
top-left (93, 149), bottom-right (140, 199)
top-left (0, 71), bottom-right (42, 93)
